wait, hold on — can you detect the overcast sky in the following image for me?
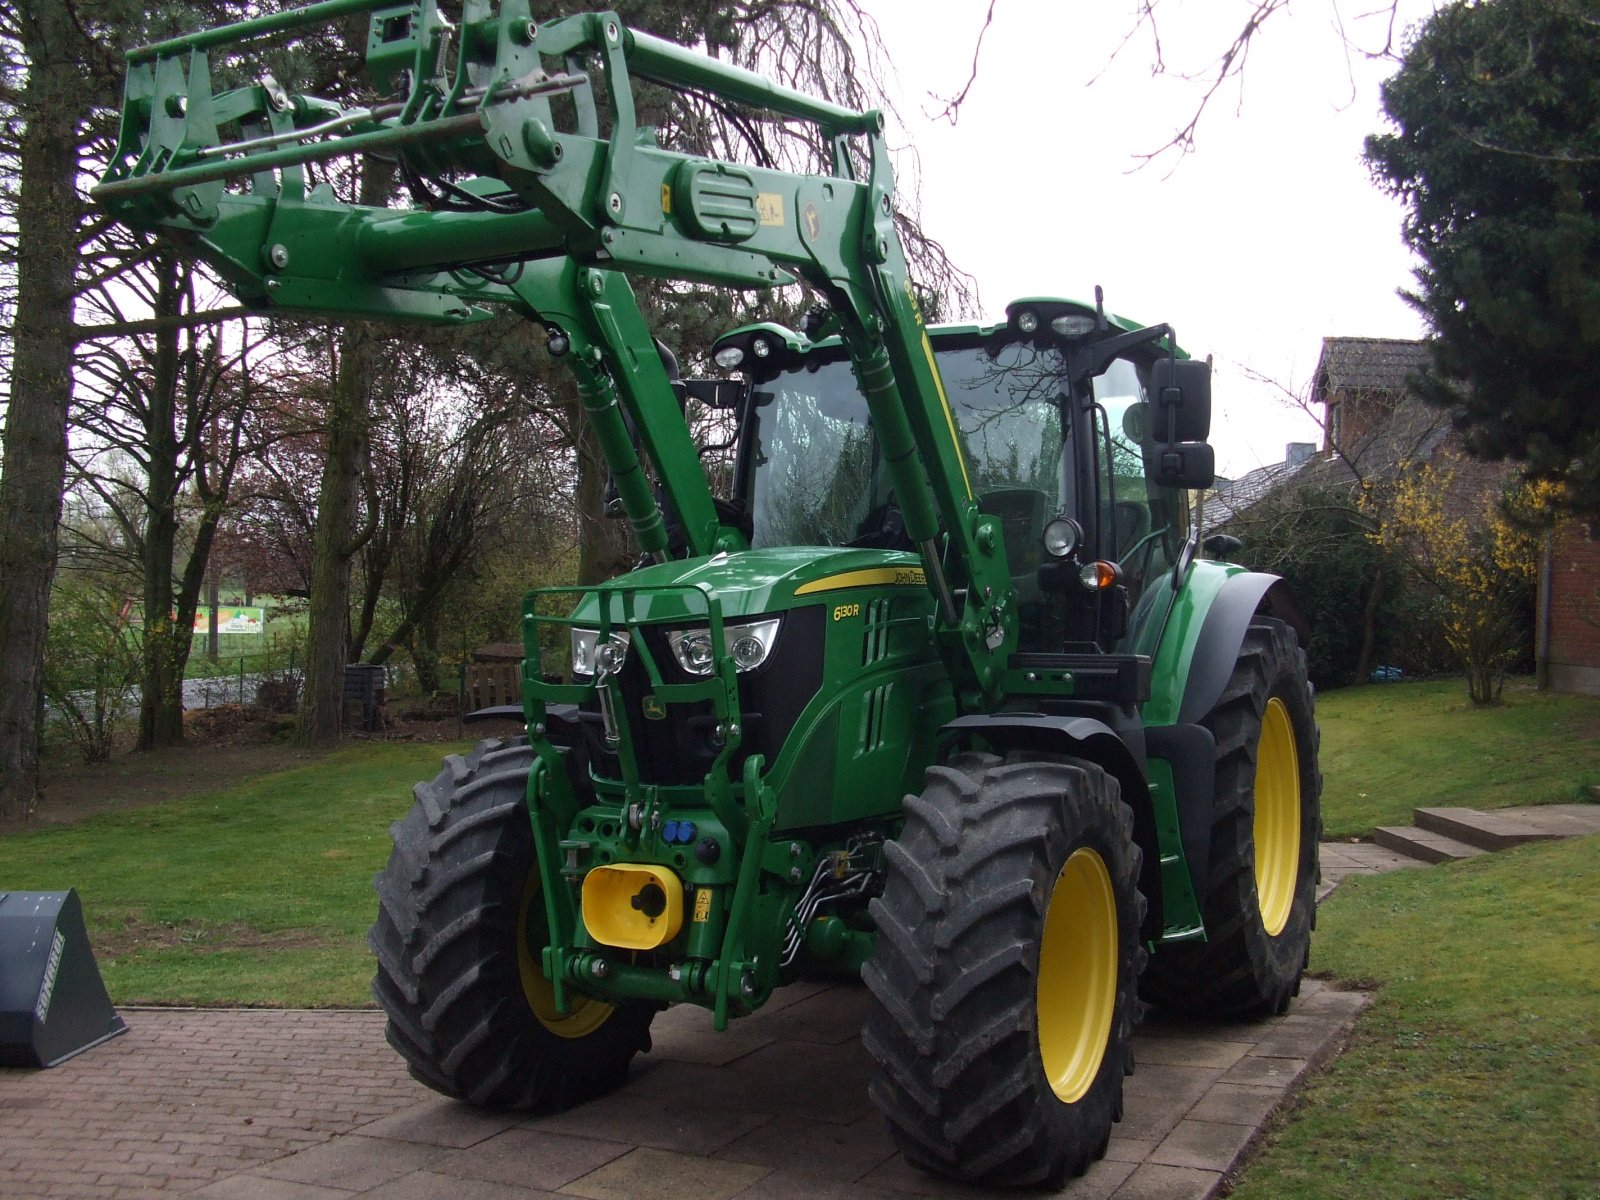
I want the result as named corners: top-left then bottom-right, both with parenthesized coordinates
top-left (858, 0), bottom-right (1439, 479)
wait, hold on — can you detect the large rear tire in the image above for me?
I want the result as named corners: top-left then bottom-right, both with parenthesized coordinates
top-left (1142, 616), bottom-right (1322, 1018)
top-left (370, 738), bottom-right (655, 1109)
top-left (863, 753), bottom-right (1145, 1188)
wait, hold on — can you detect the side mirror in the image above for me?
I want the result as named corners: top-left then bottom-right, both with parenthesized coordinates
top-left (1151, 357), bottom-right (1211, 442)
top-left (682, 378), bottom-right (743, 408)
top-left (1152, 442), bottom-right (1215, 489)
top-left (1203, 532), bottom-right (1243, 559)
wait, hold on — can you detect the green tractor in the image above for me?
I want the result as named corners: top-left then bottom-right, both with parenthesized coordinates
top-left (95, 1), bottom-right (1320, 1185)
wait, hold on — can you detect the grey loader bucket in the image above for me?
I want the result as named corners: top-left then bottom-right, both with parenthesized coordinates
top-left (0, 890), bottom-right (128, 1067)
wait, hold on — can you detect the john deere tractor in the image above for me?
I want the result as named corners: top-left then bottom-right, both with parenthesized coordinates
top-left (96, 1), bottom-right (1320, 1185)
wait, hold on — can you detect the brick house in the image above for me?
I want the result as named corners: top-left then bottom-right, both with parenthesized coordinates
top-left (1205, 335), bottom-right (1600, 692)
top-left (1542, 521), bottom-right (1600, 695)
top-left (1204, 338), bottom-right (1451, 527)
top-left (1205, 337), bottom-right (1457, 526)
top-left (1309, 336), bottom-right (1597, 694)
top-left (1313, 337), bottom-right (1434, 464)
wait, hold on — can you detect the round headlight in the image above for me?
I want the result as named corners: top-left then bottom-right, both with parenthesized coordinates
top-left (1015, 308), bottom-right (1039, 334)
top-left (713, 346), bottom-right (744, 370)
top-left (730, 635), bottom-right (766, 671)
top-left (672, 632), bottom-right (715, 675)
top-left (669, 617), bottom-right (780, 676)
top-left (1043, 517), bottom-right (1082, 559)
top-left (595, 635), bottom-right (629, 676)
top-left (751, 337), bottom-right (771, 358)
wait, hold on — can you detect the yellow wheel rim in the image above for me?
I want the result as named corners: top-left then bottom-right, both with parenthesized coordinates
top-left (517, 870), bottom-right (614, 1039)
top-left (1254, 697), bottom-right (1302, 938)
top-left (1036, 847), bottom-right (1118, 1104)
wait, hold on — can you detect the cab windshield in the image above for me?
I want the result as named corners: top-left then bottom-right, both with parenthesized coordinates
top-left (744, 343), bottom-right (1065, 547)
top-left (739, 338), bottom-right (1189, 646)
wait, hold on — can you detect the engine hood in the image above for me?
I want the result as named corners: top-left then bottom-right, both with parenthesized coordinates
top-left (564, 546), bottom-right (929, 626)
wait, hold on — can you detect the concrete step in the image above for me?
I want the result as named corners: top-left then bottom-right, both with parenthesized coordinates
top-left (1373, 824), bottom-right (1488, 865)
top-left (1414, 806), bottom-right (1574, 852)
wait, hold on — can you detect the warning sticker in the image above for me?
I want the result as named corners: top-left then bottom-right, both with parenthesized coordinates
top-left (757, 193), bottom-right (784, 226)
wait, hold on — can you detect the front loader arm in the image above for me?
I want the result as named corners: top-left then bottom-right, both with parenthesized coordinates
top-left (92, 0), bottom-right (1017, 704)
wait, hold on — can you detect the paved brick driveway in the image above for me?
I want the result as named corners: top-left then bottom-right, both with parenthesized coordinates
top-left (0, 984), bottom-right (1368, 1200)
top-left (2, 845), bottom-right (1395, 1200)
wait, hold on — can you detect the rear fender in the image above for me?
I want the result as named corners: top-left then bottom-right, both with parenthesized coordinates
top-left (1144, 562), bottom-right (1308, 728)
top-left (1138, 566), bottom-right (1306, 930)
top-left (1177, 573), bottom-right (1307, 726)
top-left (939, 713), bottom-right (1163, 940)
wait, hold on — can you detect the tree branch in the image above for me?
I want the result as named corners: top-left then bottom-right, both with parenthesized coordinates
top-left (72, 306), bottom-right (255, 343)
top-left (928, 0), bottom-right (999, 125)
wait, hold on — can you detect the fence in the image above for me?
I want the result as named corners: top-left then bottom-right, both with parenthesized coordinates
top-left (182, 644), bottom-right (302, 709)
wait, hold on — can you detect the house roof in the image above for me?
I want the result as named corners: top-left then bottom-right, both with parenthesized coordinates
top-left (1205, 456), bottom-right (1314, 527)
top-left (1205, 407), bottom-right (1454, 530)
top-left (1204, 334), bottom-right (1514, 532)
top-left (1311, 337), bottom-right (1431, 404)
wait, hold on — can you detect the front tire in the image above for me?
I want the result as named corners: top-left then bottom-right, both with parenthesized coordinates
top-left (1142, 617), bottom-right (1323, 1018)
top-left (863, 753), bottom-right (1145, 1188)
top-left (370, 738), bottom-right (655, 1109)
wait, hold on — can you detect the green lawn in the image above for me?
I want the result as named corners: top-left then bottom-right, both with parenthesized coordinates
top-left (1232, 835), bottom-right (1600, 1200)
top-left (9, 676), bottom-right (1597, 1004)
top-left (5, 679), bottom-right (1598, 1195)
top-left (1317, 677), bottom-right (1600, 838)
top-left (0, 742), bottom-right (460, 1006)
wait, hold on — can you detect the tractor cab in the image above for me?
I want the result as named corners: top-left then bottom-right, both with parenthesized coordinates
top-left (708, 295), bottom-right (1212, 657)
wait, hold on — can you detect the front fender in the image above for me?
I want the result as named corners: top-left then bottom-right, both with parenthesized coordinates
top-left (939, 712), bottom-right (1162, 941)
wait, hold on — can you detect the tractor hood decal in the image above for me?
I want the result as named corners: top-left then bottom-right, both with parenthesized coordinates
top-left (794, 566), bottom-right (927, 595)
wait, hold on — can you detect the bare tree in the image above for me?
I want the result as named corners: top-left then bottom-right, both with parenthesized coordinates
top-left (0, 0), bottom-right (246, 815)
top-left (298, 308), bottom-right (386, 745)
top-left (359, 379), bottom-right (570, 692)
top-left (69, 248), bottom-right (292, 747)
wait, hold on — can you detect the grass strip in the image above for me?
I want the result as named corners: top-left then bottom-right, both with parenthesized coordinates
top-left (1232, 835), bottom-right (1600, 1200)
top-left (1317, 678), bottom-right (1600, 838)
top-left (0, 741), bottom-right (461, 1007)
